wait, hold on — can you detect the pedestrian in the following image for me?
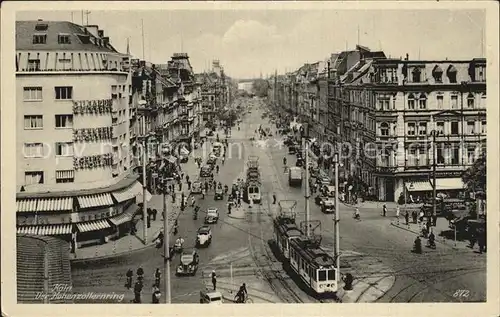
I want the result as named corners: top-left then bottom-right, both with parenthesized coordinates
top-left (432, 214), bottom-right (438, 227)
top-left (201, 188), bottom-right (205, 200)
top-left (137, 267), bottom-right (144, 281)
top-left (187, 180), bottom-right (192, 190)
top-left (228, 202), bottom-right (232, 214)
top-left (272, 193), bottom-right (277, 205)
top-left (205, 181), bottom-right (209, 192)
top-left (395, 206), bottom-right (400, 224)
top-left (222, 156), bottom-right (225, 165)
top-left (147, 214), bottom-right (151, 228)
top-left (186, 175), bottom-right (190, 184)
top-left (181, 192), bottom-right (185, 208)
top-left (382, 204), bottom-right (387, 217)
top-left (153, 209), bottom-right (157, 221)
top-left (419, 210), bottom-right (424, 223)
top-left (154, 268), bottom-right (161, 288)
top-left (125, 269), bottom-right (133, 289)
top-left (405, 210), bottom-right (409, 226)
top-left (468, 229), bottom-right (477, 249)
top-left (152, 286), bottom-right (161, 303)
top-left (216, 165), bottom-right (219, 174)
top-left (477, 229), bottom-right (486, 254)
top-left (211, 270), bottom-right (217, 290)
top-left (171, 192), bottom-right (176, 203)
top-left (133, 280), bottom-right (143, 303)
top-left (178, 182), bottom-right (183, 191)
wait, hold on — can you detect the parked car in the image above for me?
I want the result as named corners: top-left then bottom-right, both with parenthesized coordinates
top-left (200, 289), bottom-right (223, 304)
top-left (205, 207), bottom-right (219, 224)
top-left (200, 166), bottom-right (213, 178)
top-left (191, 181), bottom-right (202, 194)
top-left (196, 226), bottom-right (212, 248)
top-left (214, 187), bottom-right (224, 200)
top-left (176, 249), bottom-right (199, 276)
top-left (321, 199), bottom-right (335, 214)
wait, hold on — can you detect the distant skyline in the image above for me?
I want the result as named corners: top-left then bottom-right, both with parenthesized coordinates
top-left (16, 9), bottom-right (486, 79)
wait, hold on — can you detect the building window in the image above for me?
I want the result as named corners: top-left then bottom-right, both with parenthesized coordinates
top-left (407, 94), bottom-right (415, 110)
top-left (56, 142), bottom-right (73, 156)
top-left (27, 59), bottom-right (41, 71)
top-left (437, 147), bottom-right (445, 164)
top-left (412, 68), bottom-right (421, 83)
top-left (56, 170), bottom-right (75, 183)
top-left (23, 87), bottom-right (43, 101)
top-left (451, 147), bottom-right (460, 165)
top-left (418, 122), bottom-right (427, 135)
top-left (451, 122), bottom-right (459, 135)
top-left (481, 92), bottom-right (486, 108)
top-left (55, 114), bottom-right (73, 128)
top-left (418, 94), bottom-right (427, 109)
top-left (467, 148), bottom-right (476, 164)
top-left (447, 65), bottom-right (457, 83)
top-left (436, 122), bottom-right (444, 135)
top-left (55, 86), bottom-right (73, 100)
top-left (24, 115), bottom-right (43, 129)
top-left (467, 121), bottom-right (475, 134)
top-left (379, 122), bottom-right (389, 136)
top-left (23, 143), bottom-right (44, 158)
top-left (476, 66), bottom-right (486, 82)
top-left (436, 95), bottom-right (443, 109)
top-left (481, 121), bottom-right (486, 134)
top-left (32, 34), bottom-right (47, 44)
top-left (451, 95), bottom-right (458, 109)
top-left (407, 123), bottom-right (416, 136)
top-left (378, 95), bottom-right (390, 110)
top-left (408, 148), bottom-right (417, 166)
top-left (432, 65), bottom-right (443, 82)
top-left (467, 93), bottom-right (475, 108)
top-left (25, 171), bottom-right (44, 185)
top-left (58, 34), bottom-right (71, 44)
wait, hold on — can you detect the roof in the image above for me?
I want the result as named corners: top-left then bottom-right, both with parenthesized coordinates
top-left (198, 226), bottom-right (211, 233)
top-left (16, 20), bottom-right (118, 53)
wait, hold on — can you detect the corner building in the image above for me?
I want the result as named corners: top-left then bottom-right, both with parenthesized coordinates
top-left (16, 20), bottom-right (146, 247)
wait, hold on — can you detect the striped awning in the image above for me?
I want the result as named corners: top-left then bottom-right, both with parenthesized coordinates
top-left (76, 219), bottom-right (111, 233)
top-left (406, 181), bottom-right (433, 192)
top-left (16, 199), bottom-right (38, 213)
top-left (112, 182), bottom-right (143, 203)
top-left (37, 224), bottom-right (72, 235)
top-left (77, 193), bottom-right (114, 209)
top-left (136, 189), bottom-right (152, 204)
top-left (407, 178), bottom-right (466, 192)
top-left (108, 210), bottom-right (134, 226)
top-left (17, 226), bottom-right (38, 235)
top-left (37, 197), bottom-right (73, 212)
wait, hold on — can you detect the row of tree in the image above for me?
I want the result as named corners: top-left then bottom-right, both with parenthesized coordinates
top-left (252, 79), bottom-right (269, 98)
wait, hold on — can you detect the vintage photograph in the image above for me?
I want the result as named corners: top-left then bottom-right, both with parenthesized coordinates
top-left (2, 2), bottom-right (498, 315)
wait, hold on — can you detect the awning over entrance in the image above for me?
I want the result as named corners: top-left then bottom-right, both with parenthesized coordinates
top-left (37, 197), bottom-right (73, 212)
top-left (17, 226), bottom-right (38, 235)
top-left (16, 199), bottom-right (38, 213)
top-left (77, 193), bottom-right (114, 209)
top-left (76, 219), bottom-right (111, 233)
top-left (406, 178), bottom-right (466, 192)
top-left (136, 190), bottom-right (153, 204)
top-left (37, 224), bottom-right (72, 235)
top-left (108, 210), bottom-right (134, 226)
top-left (112, 182), bottom-right (143, 203)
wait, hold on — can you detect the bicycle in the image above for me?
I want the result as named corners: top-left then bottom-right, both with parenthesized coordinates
top-left (234, 294), bottom-right (252, 304)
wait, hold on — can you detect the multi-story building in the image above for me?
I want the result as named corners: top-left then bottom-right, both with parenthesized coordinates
top-left (16, 20), bottom-right (143, 247)
top-left (196, 60), bottom-right (230, 125)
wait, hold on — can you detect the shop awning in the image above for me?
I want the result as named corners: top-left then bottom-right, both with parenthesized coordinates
top-left (77, 193), bottom-right (114, 209)
top-left (17, 226), bottom-right (38, 235)
top-left (108, 210), bottom-right (134, 226)
top-left (436, 178), bottom-right (466, 190)
top-left (406, 181), bottom-right (433, 192)
top-left (112, 182), bottom-right (143, 203)
top-left (76, 219), bottom-right (111, 233)
top-left (136, 190), bottom-right (152, 204)
top-left (16, 199), bottom-right (38, 213)
top-left (37, 224), bottom-right (72, 235)
top-left (37, 197), bottom-right (73, 212)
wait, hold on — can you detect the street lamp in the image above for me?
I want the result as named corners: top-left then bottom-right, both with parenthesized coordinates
top-left (333, 153), bottom-right (340, 286)
top-left (160, 162), bottom-right (175, 303)
top-left (140, 131), bottom-right (157, 245)
top-left (430, 129), bottom-right (438, 226)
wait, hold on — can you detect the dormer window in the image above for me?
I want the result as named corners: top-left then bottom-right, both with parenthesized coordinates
top-left (35, 23), bottom-right (48, 31)
top-left (58, 34), bottom-right (71, 44)
top-left (411, 67), bottom-right (421, 83)
top-left (447, 65), bottom-right (457, 83)
top-left (32, 34), bottom-right (47, 44)
top-left (432, 65), bottom-right (443, 82)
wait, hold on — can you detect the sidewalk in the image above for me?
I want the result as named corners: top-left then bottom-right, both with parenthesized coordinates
top-left (70, 147), bottom-right (204, 262)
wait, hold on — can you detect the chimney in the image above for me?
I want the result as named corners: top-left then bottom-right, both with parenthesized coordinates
top-left (98, 30), bottom-right (104, 38)
top-left (405, 53), bottom-right (409, 61)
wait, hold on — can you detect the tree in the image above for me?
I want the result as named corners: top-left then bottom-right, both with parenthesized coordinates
top-left (462, 154), bottom-right (486, 193)
top-left (252, 79), bottom-right (269, 97)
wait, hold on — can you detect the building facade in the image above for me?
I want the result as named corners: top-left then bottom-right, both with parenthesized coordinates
top-left (16, 20), bottom-right (143, 246)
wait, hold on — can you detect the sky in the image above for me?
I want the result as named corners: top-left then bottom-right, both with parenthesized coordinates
top-left (16, 9), bottom-right (486, 79)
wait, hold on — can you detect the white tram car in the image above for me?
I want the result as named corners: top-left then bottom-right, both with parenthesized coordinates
top-left (273, 217), bottom-right (302, 260)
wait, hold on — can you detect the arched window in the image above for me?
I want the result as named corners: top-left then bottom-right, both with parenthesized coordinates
top-left (432, 65), bottom-right (443, 82)
top-left (447, 65), bottom-right (457, 83)
top-left (419, 93), bottom-right (427, 109)
top-left (467, 93), bottom-right (475, 108)
top-left (407, 93), bottom-right (415, 110)
top-left (380, 122), bottom-right (389, 136)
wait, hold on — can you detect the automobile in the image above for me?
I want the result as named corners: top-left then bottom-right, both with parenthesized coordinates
top-left (309, 166), bottom-right (320, 178)
top-left (315, 195), bottom-right (330, 206)
top-left (316, 174), bottom-right (331, 186)
top-left (296, 158), bottom-right (304, 167)
top-left (191, 181), bottom-right (202, 194)
top-left (200, 289), bottom-right (224, 304)
top-left (321, 185), bottom-right (336, 197)
top-left (196, 226), bottom-right (212, 247)
top-left (288, 145), bottom-right (297, 154)
top-left (205, 207), bottom-right (219, 224)
top-left (207, 155), bottom-right (217, 165)
top-left (176, 249), bottom-right (199, 276)
top-left (200, 166), bottom-right (213, 178)
top-left (214, 187), bottom-right (224, 200)
top-left (321, 199), bottom-right (335, 214)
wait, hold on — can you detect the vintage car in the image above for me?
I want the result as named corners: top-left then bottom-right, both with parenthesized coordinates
top-left (316, 174), bottom-right (331, 186)
top-left (176, 249), bottom-right (199, 276)
top-left (214, 187), bottom-right (224, 200)
top-left (207, 155), bottom-right (217, 166)
top-left (315, 195), bottom-right (331, 206)
top-left (321, 199), bottom-right (335, 214)
top-left (200, 166), bottom-right (214, 178)
top-left (296, 158), bottom-right (304, 167)
top-left (196, 226), bottom-right (212, 247)
top-left (288, 145), bottom-right (297, 154)
top-left (205, 207), bottom-right (219, 224)
top-left (200, 289), bottom-right (223, 304)
top-left (321, 185), bottom-right (336, 197)
top-left (191, 181), bottom-right (202, 194)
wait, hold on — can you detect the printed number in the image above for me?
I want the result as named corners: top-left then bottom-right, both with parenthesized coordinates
top-left (453, 290), bottom-right (470, 298)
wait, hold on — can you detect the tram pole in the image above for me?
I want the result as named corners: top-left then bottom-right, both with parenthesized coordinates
top-left (334, 153), bottom-right (340, 280)
top-left (304, 135), bottom-right (310, 238)
top-left (163, 175), bottom-right (172, 304)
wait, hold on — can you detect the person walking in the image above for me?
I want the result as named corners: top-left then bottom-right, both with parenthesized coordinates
top-left (404, 210), bottom-right (410, 226)
top-left (216, 165), bottom-right (220, 174)
top-left (272, 193), bottom-right (277, 204)
top-left (133, 280), bottom-right (143, 303)
top-left (152, 286), bottom-right (161, 303)
top-left (382, 204), bottom-right (387, 217)
top-left (154, 268), bottom-right (161, 288)
top-left (211, 270), bottom-right (217, 290)
top-left (187, 180), bottom-right (192, 190)
top-left (412, 210), bottom-right (418, 224)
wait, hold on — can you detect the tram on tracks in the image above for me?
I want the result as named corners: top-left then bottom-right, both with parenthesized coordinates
top-left (243, 156), bottom-right (261, 203)
top-left (272, 200), bottom-right (338, 294)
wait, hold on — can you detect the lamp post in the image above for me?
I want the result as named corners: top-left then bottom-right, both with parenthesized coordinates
top-left (140, 131), bottom-right (157, 245)
top-left (430, 130), bottom-right (438, 225)
top-left (160, 162), bottom-right (174, 303)
top-left (333, 153), bottom-right (340, 284)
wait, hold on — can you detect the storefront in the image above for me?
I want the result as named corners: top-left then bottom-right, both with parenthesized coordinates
top-left (404, 178), bottom-right (466, 202)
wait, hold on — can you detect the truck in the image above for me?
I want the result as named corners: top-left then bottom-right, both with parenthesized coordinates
top-left (288, 167), bottom-right (302, 187)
